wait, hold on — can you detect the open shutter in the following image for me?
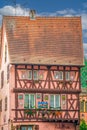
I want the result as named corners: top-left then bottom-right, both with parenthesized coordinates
top-left (36, 93), bottom-right (42, 109)
top-left (18, 94), bottom-right (24, 108)
top-left (61, 94), bottom-right (66, 109)
top-left (43, 94), bottom-right (49, 108)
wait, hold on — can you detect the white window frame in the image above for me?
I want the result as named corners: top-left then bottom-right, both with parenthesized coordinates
top-left (65, 71), bottom-right (70, 80)
top-left (21, 70), bottom-right (27, 79)
top-left (28, 70), bottom-right (32, 80)
top-left (24, 94), bottom-right (35, 109)
top-left (50, 94), bottom-right (60, 110)
top-left (54, 71), bottom-right (63, 80)
top-left (33, 70), bottom-right (38, 80)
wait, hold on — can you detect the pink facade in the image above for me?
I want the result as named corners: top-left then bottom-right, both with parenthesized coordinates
top-left (0, 64), bottom-right (80, 130)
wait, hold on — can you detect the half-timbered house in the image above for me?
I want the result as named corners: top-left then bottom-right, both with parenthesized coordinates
top-left (0, 13), bottom-right (84, 130)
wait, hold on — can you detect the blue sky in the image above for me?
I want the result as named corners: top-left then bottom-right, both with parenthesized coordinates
top-left (0, 0), bottom-right (87, 58)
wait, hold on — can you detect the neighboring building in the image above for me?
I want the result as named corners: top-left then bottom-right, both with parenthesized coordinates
top-left (80, 88), bottom-right (87, 122)
top-left (0, 13), bottom-right (84, 130)
top-left (80, 59), bottom-right (87, 123)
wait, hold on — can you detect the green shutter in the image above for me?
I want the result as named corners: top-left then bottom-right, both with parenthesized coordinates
top-left (24, 94), bottom-right (29, 109)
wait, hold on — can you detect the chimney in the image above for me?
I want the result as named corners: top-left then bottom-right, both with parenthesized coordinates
top-left (29, 10), bottom-right (36, 20)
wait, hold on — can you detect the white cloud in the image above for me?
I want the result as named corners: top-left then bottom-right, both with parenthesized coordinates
top-left (56, 9), bottom-right (76, 15)
top-left (0, 5), bottom-right (29, 16)
top-left (83, 43), bottom-right (87, 58)
top-left (81, 14), bottom-right (87, 30)
top-left (0, 5), bottom-right (29, 25)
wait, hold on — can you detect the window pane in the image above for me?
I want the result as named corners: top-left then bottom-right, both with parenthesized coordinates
top-left (33, 71), bottom-right (38, 80)
top-left (28, 126), bottom-right (32, 130)
top-left (21, 71), bottom-right (27, 79)
top-left (21, 127), bottom-right (26, 130)
top-left (85, 102), bottom-right (87, 112)
top-left (55, 95), bottom-right (60, 109)
top-left (24, 94), bottom-right (29, 109)
top-left (50, 95), bottom-right (54, 108)
top-left (54, 71), bottom-right (63, 80)
top-left (28, 71), bottom-right (32, 80)
top-left (80, 101), bottom-right (84, 112)
top-left (38, 70), bottom-right (44, 80)
top-left (29, 94), bottom-right (35, 108)
top-left (65, 72), bottom-right (70, 80)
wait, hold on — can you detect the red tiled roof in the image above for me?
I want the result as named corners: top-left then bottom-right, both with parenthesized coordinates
top-left (3, 16), bottom-right (84, 66)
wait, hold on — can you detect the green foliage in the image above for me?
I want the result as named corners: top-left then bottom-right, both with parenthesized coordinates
top-left (80, 119), bottom-right (87, 130)
top-left (81, 59), bottom-right (87, 88)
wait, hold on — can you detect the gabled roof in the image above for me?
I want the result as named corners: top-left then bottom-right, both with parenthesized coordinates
top-left (3, 16), bottom-right (84, 66)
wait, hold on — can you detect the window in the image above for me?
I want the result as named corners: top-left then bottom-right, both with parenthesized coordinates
top-left (50, 94), bottom-right (60, 109)
top-left (33, 70), bottom-right (38, 80)
top-left (1, 127), bottom-right (3, 130)
top-left (54, 71), bottom-right (63, 80)
top-left (80, 101), bottom-right (84, 112)
top-left (5, 97), bottom-right (7, 111)
top-left (7, 65), bottom-right (9, 82)
top-left (24, 94), bottom-right (35, 109)
top-left (1, 71), bottom-right (4, 88)
top-left (0, 99), bottom-right (2, 111)
top-left (5, 45), bottom-right (7, 62)
top-left (21, 126), bottom-right (33, 130)
top-left (65, 71), bottom-right (70, 80)
top-left (85, 102), bottom-right (87, 112)
top-left (21, 70), bottom-right (27, 79)
top-left (28, 70), bottom-right (32, 80)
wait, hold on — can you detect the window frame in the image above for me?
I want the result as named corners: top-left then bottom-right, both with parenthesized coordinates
top-left (7, 64), bottom-right (9, 82)
top-left (5, 97), bottom-right (7, 111)
top-left (33, 70), bottom-right (38, 80)
top-left (28, 70), bottom-right (32, 80)
top-left (80, 100), bottom-right (85, 112)
top-left (54, 71), bottom-right (63, 80)
top-left (85, 101), bottom-right (87, 112)
top-left (65, 71), bottom-right (70, 80)
top-left (24, 94), bottom-right (35, 109)
top-left (50, 94), bottom-right (60, 110)
top-left (1, 71), bottom-right (4, 88)
top-left (0, 99), bottom-right (2, 112)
